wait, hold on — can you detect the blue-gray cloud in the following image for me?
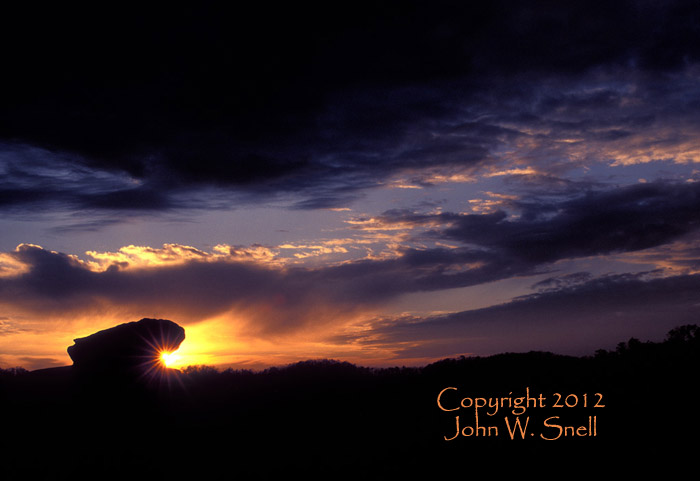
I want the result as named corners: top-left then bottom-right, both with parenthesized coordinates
top-left (373, 180), bottom-right (700, 264)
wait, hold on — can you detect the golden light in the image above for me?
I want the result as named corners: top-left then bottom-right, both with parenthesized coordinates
top-left (159, 350), bottom-right (180, 368)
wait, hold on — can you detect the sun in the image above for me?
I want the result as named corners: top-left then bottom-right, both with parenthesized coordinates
top-left (159, 350), bottom-right (180, 368)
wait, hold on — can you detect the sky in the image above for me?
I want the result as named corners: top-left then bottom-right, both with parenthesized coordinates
top-left (2, 1), bottom-right (700, 370)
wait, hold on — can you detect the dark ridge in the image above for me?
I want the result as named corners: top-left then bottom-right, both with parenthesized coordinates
top-left (1, 324), bottom-right (698, 479)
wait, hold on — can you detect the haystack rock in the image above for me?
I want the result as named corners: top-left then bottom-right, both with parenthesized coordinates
top-left (67, 318), bottom-right (185, 375)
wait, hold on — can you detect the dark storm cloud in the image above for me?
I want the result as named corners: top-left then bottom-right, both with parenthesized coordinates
top-left (0, 174), bottom-right (180, 214)
top-left (331, 272), bottom-right (700, 358)
top-left (373, 180), bottom-right (700, 264)
top-left (0, 242), bottom-right (540, 335)
top-left (0, 245), bottom-right (289, 323)
top-left (1, 1), bottom-right (700, 212)
top-left (0, 144), bottom-right (182, 214)
top-left (450, 181), bottom-right (700, 262)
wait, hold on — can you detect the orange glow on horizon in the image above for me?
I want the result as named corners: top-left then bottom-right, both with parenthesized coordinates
top-left (0, 310), bottom-right (416, 372)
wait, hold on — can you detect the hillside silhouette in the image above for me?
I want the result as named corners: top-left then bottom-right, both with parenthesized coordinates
top-left (1, 321), bottom-right (698, 479)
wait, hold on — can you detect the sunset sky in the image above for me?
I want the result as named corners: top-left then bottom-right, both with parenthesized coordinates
top-left (2, 1), bottom-right (700, 370)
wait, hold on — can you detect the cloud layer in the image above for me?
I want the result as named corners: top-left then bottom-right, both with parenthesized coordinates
top-left (2, 2), bottom-right (700, 214)
top-left (3, 174), bottom-right (700, 343)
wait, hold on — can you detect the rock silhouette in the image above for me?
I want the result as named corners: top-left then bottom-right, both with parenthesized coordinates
top-left (67, 318), bottom-right (185, 376)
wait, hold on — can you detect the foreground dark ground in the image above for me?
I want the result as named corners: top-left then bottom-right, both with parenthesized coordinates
top-left (2, 326), bottom-right (699, 480)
